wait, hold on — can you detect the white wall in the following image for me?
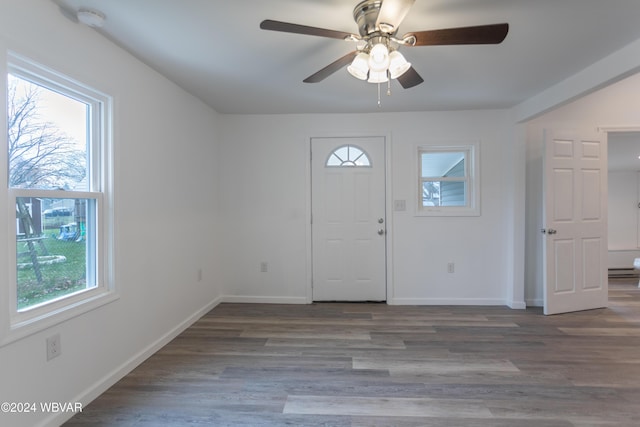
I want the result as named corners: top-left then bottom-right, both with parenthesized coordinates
top-left (608, 171), bottom-right (638, 250)
top-left (0, 1), bottom-right (223, 426)
top-left (608, 170), bottom-right (640, 269)
top-left (524, 72), bottom-right (640, 305)
top-left (219, 110), bottom-right (520, 306)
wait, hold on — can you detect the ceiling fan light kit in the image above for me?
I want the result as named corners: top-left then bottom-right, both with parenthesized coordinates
top-left (368, 43), bottom-right (390, 71)
top-left (388, 50), bottom-right (411, 79)
top-left (368, 70), bottom-right (389, 84)
top-left (346, 44), bottom-right (411, 84)
top-left (347, 52), bottom-right (370, 80)
top-left (260, 0), bottom-right (508, 106)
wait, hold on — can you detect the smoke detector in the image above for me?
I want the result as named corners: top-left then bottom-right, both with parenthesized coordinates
top-left (77, 9), bottom-right (105, 28)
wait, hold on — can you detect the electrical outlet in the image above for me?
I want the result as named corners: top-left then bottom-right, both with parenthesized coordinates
top-left (394, 200), bottom-right (406, 211)
top-left (260, 262), bottom-right (268, 273)
top-left (447, 262), bottom-right (455, 273)
top-left (46, 333), bottom-right (61, 361)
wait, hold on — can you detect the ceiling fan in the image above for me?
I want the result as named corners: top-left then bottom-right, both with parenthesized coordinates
top-left (260, 0), bottom-right (508, 91)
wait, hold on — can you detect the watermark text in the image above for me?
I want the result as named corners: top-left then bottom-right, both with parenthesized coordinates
top-left (1, 401), bottom-right (83, 413)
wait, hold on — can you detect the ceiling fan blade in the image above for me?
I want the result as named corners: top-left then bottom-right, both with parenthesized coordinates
top-left (405, 23), bottom-right (509, 46)
top-left (376, 0), bottom-right (415, 33)
top-left (303, 51), bottom-right (359, 83)
top-left (260, 19), bottom-right (355, 40)
top-left (397, 66), bottom-right (424, 89)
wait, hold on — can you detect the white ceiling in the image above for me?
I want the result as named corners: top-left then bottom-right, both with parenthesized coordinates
top-left (52, 0), bottom-right (640, 115)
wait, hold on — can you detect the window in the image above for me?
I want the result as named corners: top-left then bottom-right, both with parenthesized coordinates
top-left (417, 143), bottom-right (479, 216)
top-left (326, 145), bottom-right (371, 167)
top-left (4, 53), bottom-right (114, 340)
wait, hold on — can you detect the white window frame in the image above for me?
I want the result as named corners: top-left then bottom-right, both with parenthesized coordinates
top-left (416, 142), bottom-right (480, 217)
top-left (1, 52), bottom-right (116, 345)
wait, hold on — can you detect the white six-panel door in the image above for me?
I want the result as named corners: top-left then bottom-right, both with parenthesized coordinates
top-left (311, 137), bottom-right (386, 301)
top-left (543, 131), bottom-right (608, 315)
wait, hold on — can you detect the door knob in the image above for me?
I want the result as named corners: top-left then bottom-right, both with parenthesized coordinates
top-left (547, 229), bottom-right (557, 235)
top-left (377, 229), bottom-right (385, 235)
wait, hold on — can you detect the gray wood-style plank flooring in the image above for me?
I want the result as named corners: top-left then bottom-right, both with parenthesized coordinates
top-left (65, 279), bottom-right (640, 426)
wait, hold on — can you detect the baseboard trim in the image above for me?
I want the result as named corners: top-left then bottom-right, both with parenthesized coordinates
top-left (388, 297), bottom-right (507, 306)
top-left (221, 295), bottom-right (308, 304)
top-left (608, 267), bottom-right (640, 278)
top-left (507, 300), bottom-right (527, 310)
top-left (526, 298), bottom-right (543, 307)
top-left (40, 295), bottom-right (224, 427)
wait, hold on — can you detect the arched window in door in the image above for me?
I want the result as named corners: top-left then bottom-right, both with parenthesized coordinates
top-left (326, 145), bottom-right (371, 167)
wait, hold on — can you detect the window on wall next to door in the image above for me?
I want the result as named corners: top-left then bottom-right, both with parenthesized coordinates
top-left (3, 52), bottom-right (115, 343)
top-left (417, 143), bottom-right (480, 216)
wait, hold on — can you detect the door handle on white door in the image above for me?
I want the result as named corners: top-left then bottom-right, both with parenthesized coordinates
top-left (378, 229), bottom-right (385, 235)
top-left (547, 229), bottom-right (557, 235)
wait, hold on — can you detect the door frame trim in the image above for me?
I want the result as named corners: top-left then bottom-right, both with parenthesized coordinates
top-left (597, 126), bottom-right (640, 133)
top-left (305, 132), bottom-right (394, 304)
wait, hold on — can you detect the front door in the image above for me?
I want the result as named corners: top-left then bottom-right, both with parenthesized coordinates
top-left (543, 130), bottom-right (608, 315)
top-left (311, 136), bottom-right (387, 301)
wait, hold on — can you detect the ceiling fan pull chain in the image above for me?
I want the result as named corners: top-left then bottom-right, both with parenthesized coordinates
top-left (387, 72), bottom-right (392, 96)
top-left (377, 82), bottom-right (382, 107)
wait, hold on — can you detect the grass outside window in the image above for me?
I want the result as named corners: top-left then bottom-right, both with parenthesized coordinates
top-left (16, 232), bottom-right (89, 310)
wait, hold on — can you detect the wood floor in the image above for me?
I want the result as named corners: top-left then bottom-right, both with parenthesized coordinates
top-left (65, 279), bottom-right (640, 426)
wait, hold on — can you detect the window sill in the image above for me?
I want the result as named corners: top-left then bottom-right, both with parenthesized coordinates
top-left (416, 206), bottom-right (480, 217)
top-left (0, 290), bottom-right (119, 347)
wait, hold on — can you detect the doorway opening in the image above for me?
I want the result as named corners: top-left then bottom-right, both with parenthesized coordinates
top-left (606, 130), bottom-right (640, 282)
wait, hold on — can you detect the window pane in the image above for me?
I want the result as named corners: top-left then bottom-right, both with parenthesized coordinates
top-left (16, 197), bottom-right (96, 311)
top-left (421, 152), bottom-right (465, 178)
top-left (422, 181), bottom-right (440, 206)
top-left (440, 181), bottom-right (466, 206)
top-left (7, 74), bottom-right (88, 190)
top-left (326, 145), bottom-right (371, 167)
top-left (422, 181), bottom-right (466, 207)
top-left (327, 153), bottom-right (342, 166)
top-left (353, 152), bottom-right (370, 166)
top-left (334, 146), bottom-right (349, 162)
